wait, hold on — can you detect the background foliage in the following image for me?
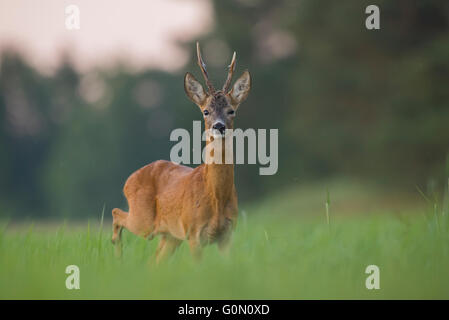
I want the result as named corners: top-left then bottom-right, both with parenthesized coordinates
top-left (0, 0), bottom-right (448, 219)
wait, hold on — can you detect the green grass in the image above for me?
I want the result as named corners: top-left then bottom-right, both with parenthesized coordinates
top-left (1, 180), bottom-right (449, 299)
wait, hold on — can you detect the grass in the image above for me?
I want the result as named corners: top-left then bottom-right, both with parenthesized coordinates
top-left (1, 179), bottom-right (449, 299)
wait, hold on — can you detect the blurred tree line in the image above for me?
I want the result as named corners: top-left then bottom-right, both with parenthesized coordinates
top-left (0, 0), bottom-right (448, 219)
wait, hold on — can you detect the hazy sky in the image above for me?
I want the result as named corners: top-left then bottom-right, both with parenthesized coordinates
top-left (0, 0), bottom-right (213, 73)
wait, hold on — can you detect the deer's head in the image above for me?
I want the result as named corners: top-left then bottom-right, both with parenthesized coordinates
top-left (184, 42), bottom-right (251, 138)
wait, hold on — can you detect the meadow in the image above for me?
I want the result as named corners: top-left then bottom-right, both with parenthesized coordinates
top-left (1, 179), bottom-right (449, 299)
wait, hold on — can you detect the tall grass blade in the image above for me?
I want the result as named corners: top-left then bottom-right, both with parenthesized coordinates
top-left (325, 188), bottom-right (331, 228)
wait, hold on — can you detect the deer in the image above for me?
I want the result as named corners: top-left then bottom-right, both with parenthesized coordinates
top-left (111, 42), bottom-right (251, 263)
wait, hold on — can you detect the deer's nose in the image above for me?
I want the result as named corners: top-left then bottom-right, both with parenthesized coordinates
top-left (212, 122), bottom-right (226, 134)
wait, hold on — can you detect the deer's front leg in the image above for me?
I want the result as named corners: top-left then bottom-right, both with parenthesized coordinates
top-left (189, 238), bottom-right (203, 261)
top-left (217, 217), bottom-right (234, 256)
top-left (217, 232), bottom-right (232, 257)
top-left (155, 235), bottom-right (181, 264)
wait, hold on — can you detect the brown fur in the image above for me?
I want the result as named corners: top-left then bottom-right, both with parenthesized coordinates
top-left (111, 43), bottom-right (251, 263)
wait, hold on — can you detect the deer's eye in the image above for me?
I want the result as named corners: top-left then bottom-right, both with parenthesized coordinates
top-left (228, 110), bottom-right (235, 115)
top-left (203, 110), bottom-right (209, 116)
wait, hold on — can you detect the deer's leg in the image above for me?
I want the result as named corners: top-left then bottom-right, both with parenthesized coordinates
top-left (155, 235), bottom-right (181, 264)
top-left (217, 232), bottom-right (232, 257)
top-left (217, 218), bottom-right (234, 256)
top-left (125, 193), bottom-right (157, 239)
top-left (155, 236), bottom-right (166, 257)
top-left (188, 238), bottom-right (203, 262)
top-left (112, 208), bottom-right (128, 257)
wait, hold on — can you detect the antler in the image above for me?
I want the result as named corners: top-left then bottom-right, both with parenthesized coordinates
top-left (222, 51), bottom-right (236, 93)
top-left (196, 42), bottom-right (215, 93)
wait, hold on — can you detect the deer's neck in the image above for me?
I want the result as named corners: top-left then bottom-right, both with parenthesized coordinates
top-left (204, 137), bottom-right (235, 205)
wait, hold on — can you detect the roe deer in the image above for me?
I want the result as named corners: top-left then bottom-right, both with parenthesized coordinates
top-left (111, 42), bottom-right (251, 262)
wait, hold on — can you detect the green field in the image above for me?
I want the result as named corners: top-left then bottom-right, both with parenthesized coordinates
top-left (1, 180), bottom-right (448, 299)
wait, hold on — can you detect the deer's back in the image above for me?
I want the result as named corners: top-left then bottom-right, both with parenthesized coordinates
top-left (123, 160), bottom-right (193, 201)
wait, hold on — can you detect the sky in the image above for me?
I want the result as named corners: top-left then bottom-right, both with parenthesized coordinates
top-left (0, 0), bottom-right (213, 73)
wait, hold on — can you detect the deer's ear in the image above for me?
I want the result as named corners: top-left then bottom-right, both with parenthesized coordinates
top-left (229, 70), bottom-right (251, 106)
top-left (184, 72), bottom-right (207, 106)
